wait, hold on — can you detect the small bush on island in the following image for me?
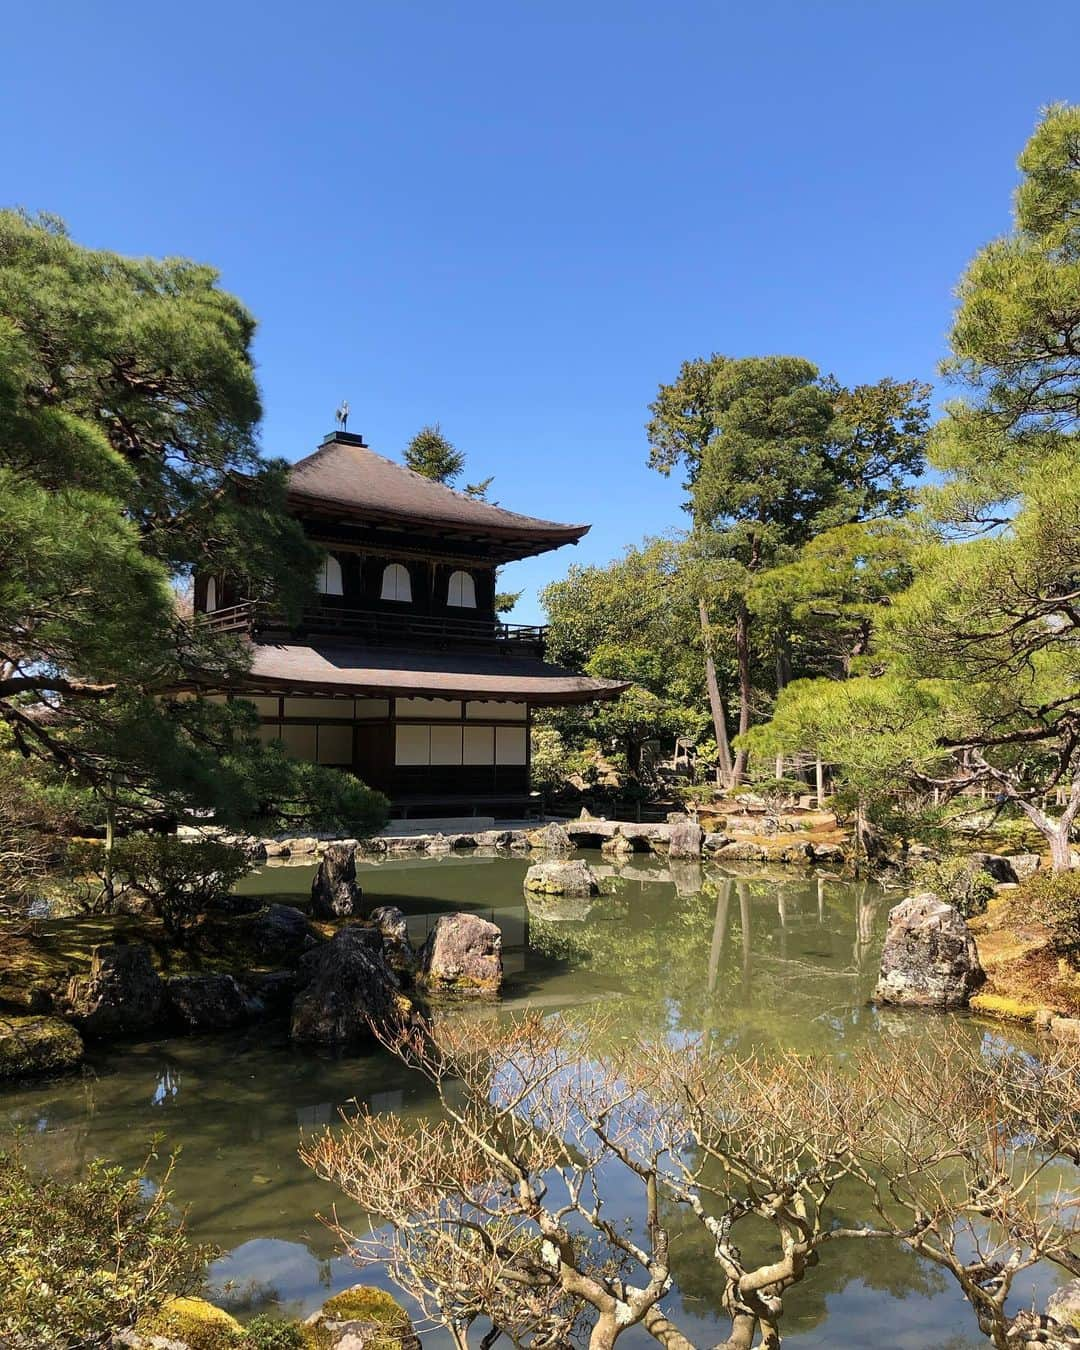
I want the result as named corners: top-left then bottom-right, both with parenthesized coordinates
top-left (242, 1314), bottom-right (306, 1349)
top-left (1021, 869), bottom-right (1080, 963)
top-left (912, 855), bottom-right (996, 918)
top-left (0, 1142), bottom-right (205, 1349)
top-left (70, 835), bottom-right (252, 939)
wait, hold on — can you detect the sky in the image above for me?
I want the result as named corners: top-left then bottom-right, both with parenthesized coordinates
top-left (4, 1), bottom-right (1079, 621)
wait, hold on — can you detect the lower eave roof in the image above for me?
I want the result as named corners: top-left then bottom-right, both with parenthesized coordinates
top-left (202, 642), bottom-right (628, 706)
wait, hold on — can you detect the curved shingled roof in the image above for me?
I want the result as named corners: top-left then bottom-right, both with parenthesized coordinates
top-left (243, 642), bottom-right (628, 706)
top-left (288, 432), bottom-right (589, 545)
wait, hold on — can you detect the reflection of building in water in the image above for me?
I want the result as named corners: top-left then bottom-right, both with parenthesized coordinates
top-left (151, 1067), bottom-right (182, 1106)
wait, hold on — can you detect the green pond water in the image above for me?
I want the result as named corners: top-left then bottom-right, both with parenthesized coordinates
top-left (0, 852), bottom-right (1057, 1347)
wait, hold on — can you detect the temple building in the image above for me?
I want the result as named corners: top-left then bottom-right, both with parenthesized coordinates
top-left (190, 429), bottom-right (625, 817)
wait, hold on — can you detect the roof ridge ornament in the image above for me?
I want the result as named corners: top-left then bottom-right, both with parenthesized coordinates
top-left (334, 399), bottom-right (350, 432)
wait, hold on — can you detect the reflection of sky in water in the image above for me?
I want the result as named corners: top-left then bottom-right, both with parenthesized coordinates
top-left (0, 853), bottom-right (1064, 1345)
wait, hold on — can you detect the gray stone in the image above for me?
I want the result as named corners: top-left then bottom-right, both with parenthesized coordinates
top-left (291, 927), bottom-right (406, 1045)
top-left (1008, 853), bottom-right (1041, 881)
top-left (369, 905), bottom-right (414, 970)
top-left (0, 1014), bottom-right (84, 1078)
top-left (527, 822), bottom-right (574, 853)
top-left (969, 852), bottom-right (1019, 884)
top-left (288, 836), bottom-right (319, 856)
top-left (242, 904), bottom-right (323, 964)
top-left (166, 973), bottom-right (248, 1032)
top-left (668, 820), bottom-right (704, 860)
top-left (66, 943), bottom-right (165, 1038)
top-left (702, 832), bottom-right (731, 854)
top-left (810, 842), bottom-right (846, 864)
top-left (311, 843), bottom-right (362, 920)
top-left (601, 834), bottom-right (635, 858)
top-left (872, 893), bottom-right (985, 1009)
top-left (524, 858), bottom-right (600, 897)
top-left (418, 912), bottom-right (502, 996)
top-left (239, 969), bottom-right (297, 1016)
top-left (714, 841), bottom-right (768, 862)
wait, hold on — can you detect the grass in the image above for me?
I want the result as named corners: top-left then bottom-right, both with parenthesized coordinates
top-left (969, 894), bottom-right (1080, 1022)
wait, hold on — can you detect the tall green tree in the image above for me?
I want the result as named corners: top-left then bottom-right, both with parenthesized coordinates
top-left (646, 356), bottom-right (928, 781)
top-left (403, 422), bottom-right (466, 484)
top-left (0, 210), bottom-right (385, 838)
top-left (755, 104), bottom-right (1080, 866)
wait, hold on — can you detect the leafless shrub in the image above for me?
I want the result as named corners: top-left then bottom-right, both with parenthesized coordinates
top-left (302, 1013), bottom-right (1080, 1350)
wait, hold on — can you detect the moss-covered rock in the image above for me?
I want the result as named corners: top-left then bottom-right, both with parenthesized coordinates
top-left (0, 1013), bottom-right (83, 1078)
top-left (136, 1296), bottom-right (245, 1349)
top-left (304, 1285), bottom-right (419, 1349)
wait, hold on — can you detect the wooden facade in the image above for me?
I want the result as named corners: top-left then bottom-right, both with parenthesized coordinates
top-left (192, 430), bottom-right (625, 816)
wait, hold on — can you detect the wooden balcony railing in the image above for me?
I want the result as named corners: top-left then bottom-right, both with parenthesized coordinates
top-left (202, 600), bottom-right (548, 656)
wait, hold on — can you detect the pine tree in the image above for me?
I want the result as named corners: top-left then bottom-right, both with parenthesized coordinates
top-left (403, 423), bottom-right (465, 484)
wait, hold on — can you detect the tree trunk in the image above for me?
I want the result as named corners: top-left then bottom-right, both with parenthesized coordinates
top-left (698, 597), bottom-right (734, 787)
top-left (731, 599), bottom-right (752, 784)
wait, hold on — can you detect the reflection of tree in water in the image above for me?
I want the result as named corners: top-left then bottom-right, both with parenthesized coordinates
top-left (528, 869), bottom-right (888, 1052)
top-left (0, 1030), bottom-right (442, 1261)
top-left (662, 1169), bottom-right (946, 1338)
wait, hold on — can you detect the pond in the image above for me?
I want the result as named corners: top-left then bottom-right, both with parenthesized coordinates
top-left (0, 852), bottom-right (1049, 1347)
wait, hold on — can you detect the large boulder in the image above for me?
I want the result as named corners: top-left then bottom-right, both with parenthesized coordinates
top-left (872, 892), bottom-right (985, 1009)
top-left (1008, 852), bottom-right (1041, 882)
top-left (668, 820), bottom-right (704, 860)
top-left (0, 1014), bottom-right (84, 1079)
top-left (290, 927), bottom-right (407, 1045)
top-left (311, 843), bottom-right (363, 919)
top-left (66, 943), bottom-right (165, 1038)
top-left (524, 859), bottom-right (600, 897)
top-left (305, 1285), bottom-right (421, 1350)
top-left (165, 973), bottom-right (249, 1033)
top-left (418, 913), bottom-right (503, 996)
top-left (527, 822), bottom-right (573, 854)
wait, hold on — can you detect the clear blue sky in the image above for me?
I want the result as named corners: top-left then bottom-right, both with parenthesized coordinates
top-left (5, 2), bottom-right (1077, 620)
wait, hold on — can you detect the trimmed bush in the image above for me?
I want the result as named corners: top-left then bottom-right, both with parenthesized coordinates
top-left (1021, 869), bottom-right (1080, 962)
top-left (912, 856), bottom-right (996, 918)
top-left (137, 1296), bottom-right (245, 1349)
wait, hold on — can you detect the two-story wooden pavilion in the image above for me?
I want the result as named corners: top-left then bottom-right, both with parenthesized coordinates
top-left (191, 430), bottom-right (625, 817)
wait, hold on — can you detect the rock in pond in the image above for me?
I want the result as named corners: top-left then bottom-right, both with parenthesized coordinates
top-left (305, 1284), bottom-right (421, 1350)
top-left (166, 973), bottom-right (249, 1033)
top-left (369, 905), bottom-right (415, 971)
top-left (872, 892), bottom-right (985, 1009)
top-left (0, 1013), bottom-right (84, 1078)
top-left (66, 943), bottom-right (165, 1038)
top-left (311, 842), bottom-right (363, 919)
top-left (291, 927), bottom-right (408, 1045)
top-left (237, 903), bottom-right (322, 964)
top-left (527, 821), bottom-right (573, 853)
top-left (668, 819), bottom-right (704, 860)
top-left (129, 1296), bottom-right (244, 1348)
top-left (418, 912), bottom-right (503, 996)
top-left (524, 858), bottom-right (600, 897)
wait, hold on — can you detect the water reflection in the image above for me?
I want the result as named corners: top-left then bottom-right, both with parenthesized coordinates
top-left (0, 853), bottom-right (1010, 1344)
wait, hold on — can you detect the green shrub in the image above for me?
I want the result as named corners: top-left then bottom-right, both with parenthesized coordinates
top-left (243, 1314), bottom-right (306, 1349)
top-left (734, 777), bottom-right (808, 808)
top-left (912, 856), bottom-right (996, 918)
top-left (70, 835), bottom-right (252, 939)
top-left (1020, 869), bottom-right (1080, 962)
top-left (0, 1144), bottom-right (204, 1349)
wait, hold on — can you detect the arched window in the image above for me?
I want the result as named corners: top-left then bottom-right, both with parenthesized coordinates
top-left (380, 562), bottom-right (412, 603)
top-left (316, 553), bottom-right (344, 597)
top-left (205, 577), bottom-right (217, 613)
top-left (447, 570), bottom-right (476, 608)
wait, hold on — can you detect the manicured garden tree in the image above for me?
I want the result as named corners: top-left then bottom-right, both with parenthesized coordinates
top-left (0, 211), bottom-right (386, 872)
top-left (304, 1012), bottom-right (1080, 1350)
top-left (646, 357), bottom-right (928, 782)
top-left (752, 104), bottom-right (1080, 867)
